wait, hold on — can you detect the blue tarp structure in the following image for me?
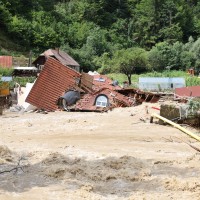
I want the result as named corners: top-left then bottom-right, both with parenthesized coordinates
top-left (1, 76), bottom-right (13, 82)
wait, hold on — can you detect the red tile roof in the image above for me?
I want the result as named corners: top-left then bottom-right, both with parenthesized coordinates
top-left (92, 74), bottom-right (122, 91)
top-left (26, 57), bottom-right (81, 111)
top-left (175, 86), bottom-right (200, 97)
top-left (0, 56), bottom-right (12, 68)
top-left (74, 88), bottom-right (132, 111)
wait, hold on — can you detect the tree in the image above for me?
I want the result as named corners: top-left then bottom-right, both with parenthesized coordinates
top-left (158, 23), bottom-right (183, 43)
top-left (0, 3), bottom-right (11, 28)
top-left (148, 42), bottom-right (172, 71)
top-left (132, 0), bottom-right (157, 48)
top-left (180, 51), bottom-right (195, 70)
top-left (190, 38), bottom-right (200, 70)
top-left (113, 48), bottom-right (148, 85)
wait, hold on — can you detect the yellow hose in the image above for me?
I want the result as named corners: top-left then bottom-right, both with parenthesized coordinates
top-left (151, 113), bottom-right (200, 142)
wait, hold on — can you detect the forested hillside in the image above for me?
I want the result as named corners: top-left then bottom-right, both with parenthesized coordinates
top-left (1, 0), bottom-right (200, 74)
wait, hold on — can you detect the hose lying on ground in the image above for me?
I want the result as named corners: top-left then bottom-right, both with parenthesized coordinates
top-left (150, 113), bottom-right (200, 142)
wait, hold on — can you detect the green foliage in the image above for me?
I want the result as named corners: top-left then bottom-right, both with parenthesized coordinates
top-left (0, 29), bottom-right (24, 54)
top-left (67, 21), bottom-right (96, 48)
top-left (8, 16), bottom-right (32, 47)
top-left (0, 68), bottom-right (35, 88)
top-left (0, 68), bottom-right (13, 76)
top-left (158, 24), bottom-right (183, 43)
top-left (107, 70), bottom-right (200, 87)
top-left (180, 51), bottom-right (195, 70)
top-left (148, 41), bottom-right (182, 71)
top-left (190, 38), bottom-right (200, 69)
top-left (111, 47), bottom-right (148, 84)
top-left (93, 53), bottom-right (112, 74)
top-left (140, 70), bottom-right (186, 78)
top-left (185, 77), bottom-right (200, 86)
top-left (148, 39), bottom-right (200, 72)
top-left (10, 77), bottom-right (36, 88)
top-left (0, 3), bottom-right (12, 27)
top-left (3, 0), bottom-right (200, 74)
top-left (188, 99), bottom-right (200, 115)
top-left (107, 73), bottom-right (139, 85)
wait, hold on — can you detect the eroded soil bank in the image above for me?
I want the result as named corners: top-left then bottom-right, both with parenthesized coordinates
top-left (0, 103), bottom-right (200, 200)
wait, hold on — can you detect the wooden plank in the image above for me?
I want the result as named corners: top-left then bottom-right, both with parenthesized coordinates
top-left (81, 72), bottom-right (93, 90)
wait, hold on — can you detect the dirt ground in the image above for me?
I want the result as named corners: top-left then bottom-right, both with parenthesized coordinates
top-left (0, 102), bottom-right (200, 200)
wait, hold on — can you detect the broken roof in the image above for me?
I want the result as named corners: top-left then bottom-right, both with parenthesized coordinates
top-left (32, 49), bottom-right (80, 67)
top-left (26, 57), bottom-right (81, 111)
top-left (92, 74), bottom-right (122, 91)
top-left (73, 88), bottom-right (132, 112)
top-left (175, 86), bottom-right (200, 97)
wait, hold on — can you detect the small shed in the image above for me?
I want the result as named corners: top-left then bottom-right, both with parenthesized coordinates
top-left (32, 48), bottom-right (80, 72)
top-left (139, 77), bottom-right (185, 91)
top-left (0, 56), bottom-right (12, 68)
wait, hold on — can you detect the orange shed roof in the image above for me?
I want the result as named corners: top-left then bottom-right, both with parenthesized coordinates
top-left (0, 56), bottom-right (12, 68)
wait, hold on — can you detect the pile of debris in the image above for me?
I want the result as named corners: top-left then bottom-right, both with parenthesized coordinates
top-left (20, 57), bottom-right (161, 113)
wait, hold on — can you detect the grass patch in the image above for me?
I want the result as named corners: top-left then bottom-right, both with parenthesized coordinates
top-left (0, 68), bottom-right (14, 76)
top-left (0, 68), bottom-right (36, 88)
top-left (11, 77), bottom-right (36, 88)
top-left (107, 70), bottom-right (200, 87)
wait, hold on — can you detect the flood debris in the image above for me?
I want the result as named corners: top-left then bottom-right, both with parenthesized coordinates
top-left (26, 57), bottom-right (81, 111)
top-left (24, 57), bottom-right (161, 112)
top-left (158, 99), bottom-right (200, 128)
top-left (174, 86), bottom-right (200, 103)
top-left (150, 113), bottom-right (200, 142)
top-left (175, 86), bottom-right (200, 98)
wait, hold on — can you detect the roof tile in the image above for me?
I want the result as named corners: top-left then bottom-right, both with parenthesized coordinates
top-left (175, 86), bottom-right (200, 97)
top-left (26, 57), bottom-right (81, 111)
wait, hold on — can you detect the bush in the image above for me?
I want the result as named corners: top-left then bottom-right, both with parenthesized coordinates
top-left (11, 77), bottom-right (36, 88)
top-left (0, 67), bottom-right (13, 76)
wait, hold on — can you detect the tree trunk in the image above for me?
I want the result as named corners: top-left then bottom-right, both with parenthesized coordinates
top-left (127, 75), bottom-right (132, 85)
top-left (0, 107), bottom-right (3, 115)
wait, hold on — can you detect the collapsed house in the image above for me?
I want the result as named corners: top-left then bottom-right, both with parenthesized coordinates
top-left (26, 57), bottom-right (81, 111)
top-left (26, 57), bottom-right (160, 112)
